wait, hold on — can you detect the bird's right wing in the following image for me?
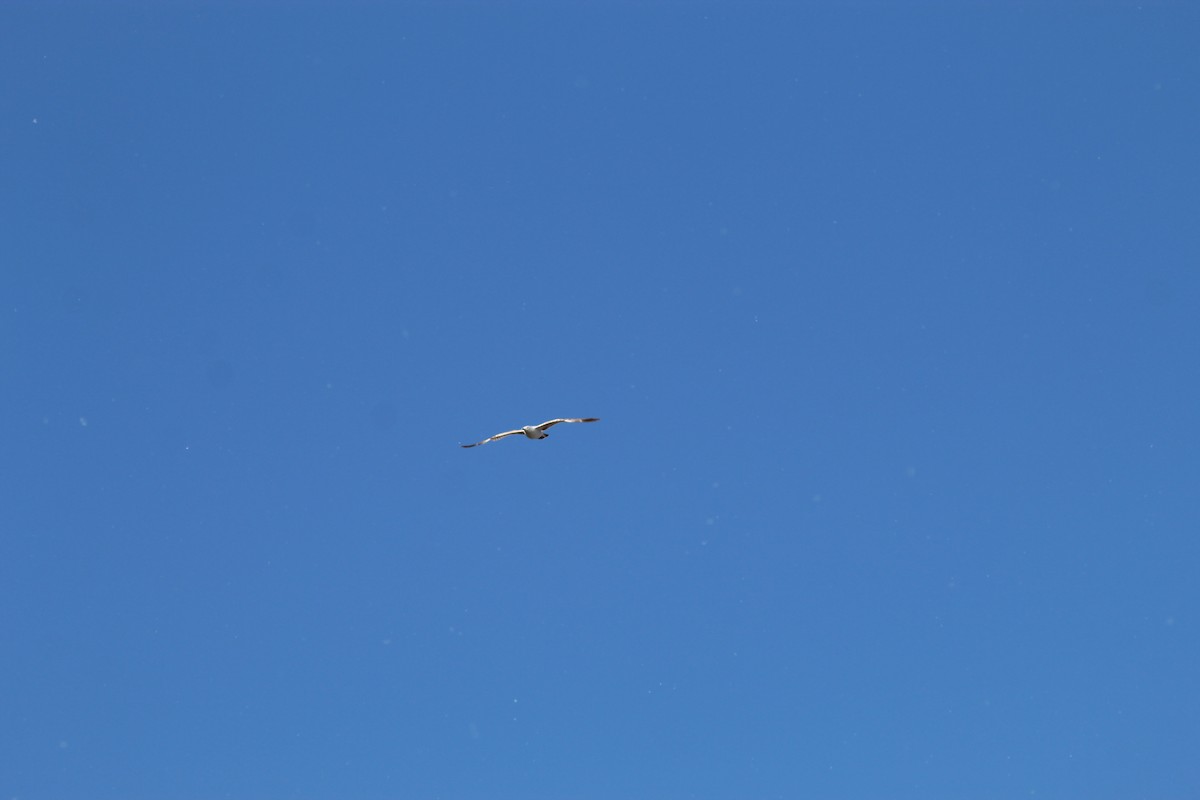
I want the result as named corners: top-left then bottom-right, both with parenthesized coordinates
top-left (461, 429), bottom-right (523, 448)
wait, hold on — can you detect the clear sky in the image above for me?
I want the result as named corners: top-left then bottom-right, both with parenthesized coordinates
top-left (2, 4), bottom-right (1198, 799)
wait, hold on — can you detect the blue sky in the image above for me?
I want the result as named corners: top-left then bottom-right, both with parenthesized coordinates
top-left (2, 4), bottom-right (1198, 799)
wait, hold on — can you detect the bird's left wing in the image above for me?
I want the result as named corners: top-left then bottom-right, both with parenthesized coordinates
top-left (534, 417), bottom-right (600, 431)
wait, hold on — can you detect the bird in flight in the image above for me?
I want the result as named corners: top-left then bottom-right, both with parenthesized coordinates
top-left (460, 417), bottom-right (600, 448)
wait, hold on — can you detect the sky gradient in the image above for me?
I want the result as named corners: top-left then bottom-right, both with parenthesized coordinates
top-left (3, 4), bottom-right (1199, 799)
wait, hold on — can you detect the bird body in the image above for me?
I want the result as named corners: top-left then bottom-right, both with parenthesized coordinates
top-left (461, 418), bottom-right (599, 448)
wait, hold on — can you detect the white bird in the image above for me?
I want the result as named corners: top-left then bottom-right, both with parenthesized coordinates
top-left (460, 417), bottom-right (600, 448)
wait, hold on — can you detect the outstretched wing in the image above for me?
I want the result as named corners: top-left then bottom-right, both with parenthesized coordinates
top-left (460, 429), bottom-right (524, 448)
top-left (533, 417), bottom-right (600, 432)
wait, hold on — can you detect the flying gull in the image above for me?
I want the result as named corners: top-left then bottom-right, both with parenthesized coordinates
top-left (460, 417), bottom-right (600, 448)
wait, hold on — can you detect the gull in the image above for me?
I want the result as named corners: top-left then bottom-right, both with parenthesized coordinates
top-left (460, 418), bottom-right (600, 448)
